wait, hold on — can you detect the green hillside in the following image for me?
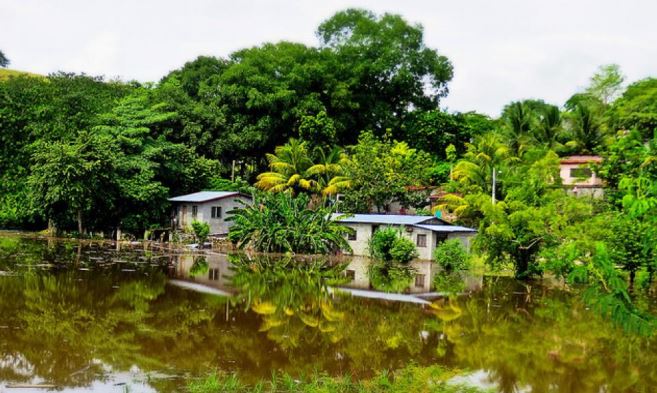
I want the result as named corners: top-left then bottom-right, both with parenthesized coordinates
top-left (0, 68), bottom-right (43, 81)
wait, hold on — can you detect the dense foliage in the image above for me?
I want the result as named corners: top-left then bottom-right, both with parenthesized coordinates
top-left (368, 227), bottom-right (418, 264)
top-left (227, 193), bottom-right (352, 254)
top-left (433, 239), bottom-right (469, 272)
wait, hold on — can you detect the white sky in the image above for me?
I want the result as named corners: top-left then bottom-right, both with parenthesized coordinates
top-left (2, 0), bottom-right (656, 116)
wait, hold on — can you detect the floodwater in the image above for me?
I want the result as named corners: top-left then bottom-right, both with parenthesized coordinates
top-left (0, 233), bottom-right (656, 392)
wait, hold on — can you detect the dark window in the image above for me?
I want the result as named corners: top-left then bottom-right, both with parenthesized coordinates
top-left (345, 270), bottom-right (355, 281)
top-left (570, 167), bottom-right (592, 179)
top-left (415, 274), bottom-right (426, 288)
top-left (211, 206), bottom-right (222, 219)
top-left (417, 234), bottom-right (427, 247)
top-left (347, 230), bottom-right (357, 241)
top-left (209, 268), bottom-right (219, 281)
top-left (192, 205), bottom-right (198, 219)
top-left (372, 225), bottom-right (379, 235)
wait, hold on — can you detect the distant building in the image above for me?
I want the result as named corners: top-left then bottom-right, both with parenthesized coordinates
top-left (168, 191), bottom-right (252, 235)
top-left (332, 213), bottom-right (476, 261)
top-left (559, 155), bottom-right (604, 197)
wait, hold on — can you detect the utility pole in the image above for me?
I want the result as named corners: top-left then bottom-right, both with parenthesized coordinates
top-left (491, 167), bottom-right (496, 205)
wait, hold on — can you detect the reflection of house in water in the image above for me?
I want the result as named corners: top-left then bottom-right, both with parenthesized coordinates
top-left (171, 252), bottom-right (235, 293)
top-left (339, 256), bottom-right (482, 295)
top-left (170, 252), bottom-right (482, 301)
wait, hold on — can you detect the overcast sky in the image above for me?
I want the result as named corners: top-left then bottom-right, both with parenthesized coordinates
top-left (2, 0), bottom-right (656, 116)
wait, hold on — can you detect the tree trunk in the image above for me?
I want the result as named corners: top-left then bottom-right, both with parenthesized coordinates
top-left (77, 210), bottom-right (83, 235)
top-left (629, 270), bottom-right (636, 293)
top-left (47, 219), bottom-right (57, 237)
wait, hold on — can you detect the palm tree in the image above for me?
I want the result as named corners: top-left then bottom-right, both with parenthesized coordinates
top-left (255, 138), bottom-right (317, 194)
top-left (502, 101), bottom-right (535, 157)
top-left (452, 132), bottom-right (512, 194)
top-left (534, 105), bottom-right (564, 150)
top-left (306, 146), bottom-right (351, 196)
top-left (565, 102), bottom-right (604, 154)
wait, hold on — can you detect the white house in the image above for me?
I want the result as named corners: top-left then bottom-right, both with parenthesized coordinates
top-left (332, 213), bottom-right (476, 261)
top-left (559, 155), bottom-right (604, 197)
top-left (168, 191), bottom-right (252, 235)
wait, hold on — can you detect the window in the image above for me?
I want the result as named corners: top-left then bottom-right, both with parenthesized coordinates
top-left (192, 205), bottom-right (198, 219)
top-left (347, 230), bottom-right (357, 241)
top-left (416, 234), bottom-right (427, 247)
top-left (211, 206), bottom-right (222, 219)
top-left (415, 274), bottom-right (426, 288)
top-left (570, 167), bottom-right (592, 179)
top-left (209, 268), bottom-right (220, 281)
top-left (345, 270), bottom-right (355, 281)
top-left (371, 225), bottom-right (379, 235)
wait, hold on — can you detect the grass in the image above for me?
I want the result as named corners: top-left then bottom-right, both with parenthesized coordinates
top-left (0, 68), bottom-right (44, 81)
top-left (187, 365), bottom-right (493, 393)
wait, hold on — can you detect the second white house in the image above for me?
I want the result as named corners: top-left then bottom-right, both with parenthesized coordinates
top-left (332, 213), bottom-right (476, 260)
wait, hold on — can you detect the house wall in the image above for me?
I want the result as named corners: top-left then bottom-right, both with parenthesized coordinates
top-left (174, 195), bottom-right (252, 235)
top-left (559, 163), bottom-right (604, 198)
top-left (341, 223), bottom-right (475, 261)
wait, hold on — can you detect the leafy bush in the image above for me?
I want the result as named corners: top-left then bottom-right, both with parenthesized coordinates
top-left (190, 220), bottom-right (210, 244)
top-left (227, 192), bottom-right (352, 254)
top-left (390, 237), bottom-right (419, 264)
top-left (433, 239), bottom-right (469, 272)
top-left (369, 227), bottom-right (418, 264)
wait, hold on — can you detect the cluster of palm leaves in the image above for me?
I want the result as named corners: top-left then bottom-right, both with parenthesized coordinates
top-left (227, 192), bottom-right (353, 254)
top-left (501, 99), bottom-right (606, 156)
top-left (254, 138), bottom-right (351, 196)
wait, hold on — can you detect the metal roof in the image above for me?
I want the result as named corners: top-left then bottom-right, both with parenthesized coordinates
top-left (413, 224), bottom-right (477, 233)
top-left (168, 191), bottom-right (249, 203)
top-left (331, 213), bottom-right (440, 226)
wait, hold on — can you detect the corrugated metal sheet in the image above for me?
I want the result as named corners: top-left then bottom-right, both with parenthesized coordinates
top-left (331, 213), bottom-right (437, 226)
top-left (168, 191), bottom-right (246, 203)
top-left (413, 224), bottom-right (477, 233)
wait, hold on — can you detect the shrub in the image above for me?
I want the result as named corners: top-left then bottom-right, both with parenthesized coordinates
top-left (433, 239), bottom-right (468, 272)
top-left (369, 227), bottom-right (418, 263)
top-left (191, 220), bottom-right (210, 244)
top-left (227, 192), bottom-right (352, 254)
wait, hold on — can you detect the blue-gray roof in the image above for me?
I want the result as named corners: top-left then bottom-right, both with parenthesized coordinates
top-left (413, 224), bottom-right (477, 233)
top-left (168, 191), bottom-right (250, 203)
top-left (331, 213), bottom-right (441, 226)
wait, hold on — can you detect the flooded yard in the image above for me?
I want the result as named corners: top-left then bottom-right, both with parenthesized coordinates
top-left (0, 233), bottom-right (656, 392)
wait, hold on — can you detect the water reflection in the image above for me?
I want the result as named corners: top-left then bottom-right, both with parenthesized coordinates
top-left (0, 235), bottom-right (656, 392)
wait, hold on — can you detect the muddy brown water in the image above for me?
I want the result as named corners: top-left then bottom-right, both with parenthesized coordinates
top-left (0, 233), bottom-right (656, 392)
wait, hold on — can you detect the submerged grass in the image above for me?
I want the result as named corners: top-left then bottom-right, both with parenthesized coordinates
top-left (187, 365), bottom-right (492, 393)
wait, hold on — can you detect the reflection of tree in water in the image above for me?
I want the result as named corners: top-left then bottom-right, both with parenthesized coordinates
top-left (2, 237), bottom-right (657, 391)
top-left (367, 260), bottom-right (415, 293)
top-left (424, 277), bottom-right (657, 393)
top-left (188, 256), bottom-right (209, 277)
top-left (229, 255), bottom-right (348, 349)
top-left (0, 270), bottom-right (168, 387)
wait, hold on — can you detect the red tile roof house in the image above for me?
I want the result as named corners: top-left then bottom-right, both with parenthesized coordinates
top-left (559, 155), bottom-right (604, 197)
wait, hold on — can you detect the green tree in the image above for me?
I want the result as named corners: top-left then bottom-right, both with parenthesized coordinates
top-left (28, 132), bottom-right (117, 234)
top-left (608, 78), bottom-right (657, 139)
top-left (342, 131), bottom-right (432, 213)
top-left (434, 239), bottom-right (469, 272)
top-left (368, 227), bottom-right (418, 264)
top-left (0, 50), bottom-right (9, 68)
top-left (585, 64), bottom-right (625, 105)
